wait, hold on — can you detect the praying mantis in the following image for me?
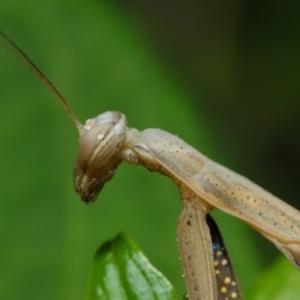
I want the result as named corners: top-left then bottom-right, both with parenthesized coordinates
top-left (1, 30), bottom-right (300, 300)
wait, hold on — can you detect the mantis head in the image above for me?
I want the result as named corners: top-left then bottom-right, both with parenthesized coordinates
top-left (0, 30), bottom-right (128, 204)
top-left (73, 111), bottom-right (127, 204)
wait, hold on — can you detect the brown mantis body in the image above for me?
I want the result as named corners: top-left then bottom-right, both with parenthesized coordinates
top-left (1, 30), bottom-right (300, 299)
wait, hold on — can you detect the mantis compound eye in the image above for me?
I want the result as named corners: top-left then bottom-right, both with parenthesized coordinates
top-left (73, 111), bottom-right (127, 204)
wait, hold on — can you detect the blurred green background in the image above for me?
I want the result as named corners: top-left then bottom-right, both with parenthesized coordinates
top-left (0, 1), bottom-right (300, 299)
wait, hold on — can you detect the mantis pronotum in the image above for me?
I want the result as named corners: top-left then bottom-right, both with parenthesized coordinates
top-left (1, 30), bottom-right (300, 300)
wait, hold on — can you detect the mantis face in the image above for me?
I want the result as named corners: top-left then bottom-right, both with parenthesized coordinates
top-left (73, 111), bottom-right (127, 204)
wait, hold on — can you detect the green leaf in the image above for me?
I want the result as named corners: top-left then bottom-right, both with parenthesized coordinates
top-left (86, 233), bottom-right (179, 300)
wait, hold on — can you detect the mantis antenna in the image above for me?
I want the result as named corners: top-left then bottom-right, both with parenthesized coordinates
top-left (0, 30), bottom-right (83, 135)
